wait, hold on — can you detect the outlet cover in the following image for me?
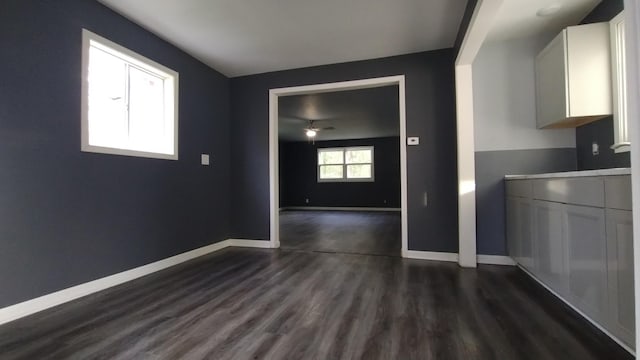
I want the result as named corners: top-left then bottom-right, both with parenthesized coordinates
top-left (201, 154), bottom-right (210, 165)
top-left (408, 137), bottom-right (420, 145)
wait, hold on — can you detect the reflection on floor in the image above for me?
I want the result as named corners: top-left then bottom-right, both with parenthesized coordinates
top-left (279, 210), bottom-right (400, 256)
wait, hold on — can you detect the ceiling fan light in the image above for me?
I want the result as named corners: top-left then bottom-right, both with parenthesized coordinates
top-left (306, 129), bottom-right (317, 137)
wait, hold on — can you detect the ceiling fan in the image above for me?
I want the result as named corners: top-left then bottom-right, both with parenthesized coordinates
top-left (304, 120), bottom-right (335, 139)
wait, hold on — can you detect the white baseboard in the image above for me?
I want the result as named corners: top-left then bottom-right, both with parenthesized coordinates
top-left (0, 238), bottom-right (269, 326)
top-left (404, 251), bottom-right (516, 266)
top-left (280, 206), bottom-right (401, 212)
top-left (0, 241), bottom-right (517, 327)
top-left (517, 265), bottom-right (635, 355)
top-left (226, 239), bottom-right (273, 248)
top-left (477, 255), bottom-right (516, 266)
top-left (404, 250), bottom-right (459, 262)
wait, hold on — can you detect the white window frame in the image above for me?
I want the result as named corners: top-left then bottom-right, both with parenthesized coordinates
top-left (611, 11), bottom-right (630, 153)
top-left (317, 146), bottom-right (375, 183)
top-left (81, 29), bottom-right (179, 160)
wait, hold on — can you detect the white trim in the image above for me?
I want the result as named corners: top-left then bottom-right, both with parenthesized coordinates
top-left (518, 265), bottom-right (635, 355)
top-left (280, 206), bottom-right (401, 212)
top-left (454, 0), bottom-right (503, 268)
top-left (405, 252), bottom-right (516, 266)
top-left (455, 64), bottom-right (478, 268)
top-left (226, 239), bottom-right (273, 248)
top-left (610, 11), bottom-right (630, 154)
top-left (81, 29), bottom-right (179, 161)
top-left (477, 255), bottom-right (516, 266)
top-left (455, 0), bottom-right (504, 66)
top-left (269, 76), bottom-right (408, 256)
top-left (0, 239), bottom-right (274, 326)
top-left (0, 240), bottom-right (233, 326)
top-left (623, 0), bottom-right (640, 352)
top-left (405, 250), bottom-right (459, 262)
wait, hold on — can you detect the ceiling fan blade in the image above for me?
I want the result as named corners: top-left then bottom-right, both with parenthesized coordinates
top-left (282, 115), bottom-right (339, 122)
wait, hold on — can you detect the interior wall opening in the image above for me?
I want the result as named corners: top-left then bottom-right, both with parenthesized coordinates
top-left (270, 77), bottom-right (407, 257)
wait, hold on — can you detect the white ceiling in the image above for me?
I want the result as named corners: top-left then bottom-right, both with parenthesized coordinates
top-left (97, 0), bottom-right (468, 77)
top-left (486, 0), bottom-right (601, 42)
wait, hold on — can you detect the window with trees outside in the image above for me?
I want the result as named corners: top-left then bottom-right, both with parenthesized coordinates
top-left (317, 146), bottom-right (374, 182)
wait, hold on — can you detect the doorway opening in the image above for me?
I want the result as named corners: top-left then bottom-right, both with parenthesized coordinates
top-left (269, 76), bottom-right (408, 257)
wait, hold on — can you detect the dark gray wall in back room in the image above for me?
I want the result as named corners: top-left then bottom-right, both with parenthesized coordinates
top-left (279, 137), bottom-right (401, 208)
top-left (230, 50), bottom-right (459, 253)
top-left (0, 0), bottom-right (231, 308)
top-left (575, 0), bottom-right (630, 170)
top-left (475, 148), bottom-right (577, 255)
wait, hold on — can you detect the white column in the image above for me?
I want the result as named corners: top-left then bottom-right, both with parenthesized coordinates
top-left (623, 0), bottom-right (640, 351)
top-left (455, 64), bottom-right (478, 268)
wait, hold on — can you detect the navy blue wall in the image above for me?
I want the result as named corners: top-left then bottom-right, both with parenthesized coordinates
top-left (576, 0), bottom-right (630, 170)
top-left (577, 117), bottom-right (631, 170)
top-left (0, 0), bottom-right (231, 307)
top-left (230, 50), bottom-right (459, 252)
top-left (454, 0), bottom-right (478, 56)
top-left (279, 137), bottom-right (401, 208)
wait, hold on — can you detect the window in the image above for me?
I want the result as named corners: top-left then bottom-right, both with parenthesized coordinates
top-left (317, 146), bottom-right (374, 182)
top-left (610, 12), bottom-right (630, 153)
top-left (81, 29), bottom-right (179, 160)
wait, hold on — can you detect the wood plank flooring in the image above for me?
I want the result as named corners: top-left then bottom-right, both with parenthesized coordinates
top-left (0, 248), bottom-right (632, 360)
top-left (279, 210), bottom-right (401, 256)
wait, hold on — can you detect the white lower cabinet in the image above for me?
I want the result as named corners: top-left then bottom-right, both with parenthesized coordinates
top-left (606, 209), bottom-right (635, 346)
top-left (505, 176), bottom-right (634, 350)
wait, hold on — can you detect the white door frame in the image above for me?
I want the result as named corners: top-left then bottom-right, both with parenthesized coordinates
top-left (269, 75), bottom-right (408, 256)
top-left (623, 0), bottom-right (640, 351)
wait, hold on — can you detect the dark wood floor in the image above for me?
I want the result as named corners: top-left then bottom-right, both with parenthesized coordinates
top-left (0, 248), bottom-right (631, 360)
top-left (279, 210), bottom-right (401, 256)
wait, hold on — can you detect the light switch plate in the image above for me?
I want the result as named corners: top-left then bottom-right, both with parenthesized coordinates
top-left (201, 154), bottom-right (210, 165)
top-left (407, 137), bottom-right (420, 145)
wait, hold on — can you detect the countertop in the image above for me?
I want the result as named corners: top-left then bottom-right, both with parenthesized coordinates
top-left (504, 168), bottom-right (631, 180)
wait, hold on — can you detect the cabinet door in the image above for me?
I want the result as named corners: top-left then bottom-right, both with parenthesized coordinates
top-left (518, 198), bottom-right (535, 271)
top-left (535, 31), bottom-right (568, 128)
top-left (564, 205), bottom-right (607, 323)
top-left (565, 22), bottom-right (612, 118)
top-left (533, 200), bottom-right (567, 294)
top-left (506, 196), bottom-right (520, 261)
top-left (606, 209), bottom-right (635, 348)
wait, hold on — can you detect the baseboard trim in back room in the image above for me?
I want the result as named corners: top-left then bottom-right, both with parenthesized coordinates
top-left (0, 239), bottom-right (272, 326)
top-left (280, 206), bottom-right (401, 212)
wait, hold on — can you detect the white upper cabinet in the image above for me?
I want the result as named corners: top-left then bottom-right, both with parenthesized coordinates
top-left (535, 23), bottom-right (612, 129)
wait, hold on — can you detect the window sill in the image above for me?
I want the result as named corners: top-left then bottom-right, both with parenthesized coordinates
top-left (611, 142), bottom-right (631, 153)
